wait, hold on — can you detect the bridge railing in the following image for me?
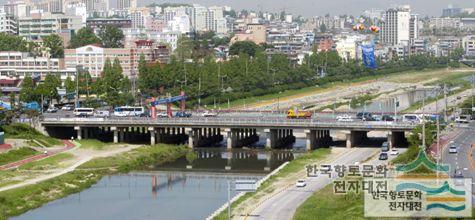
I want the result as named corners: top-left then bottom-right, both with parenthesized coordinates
top-left (41, 116), bottom-right (418, 129)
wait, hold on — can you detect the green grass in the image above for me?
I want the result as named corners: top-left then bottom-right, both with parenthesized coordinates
top-left (216, 67), bottom-right (464, 109)
top-left (213, 148), bottom-right (331, 220)
top-left (0, 148), bottom-right (38, 166)
top-left (77, 139), bottom-right (109, 150)
top-left (18, 153), bottom-right (74, 170)
top-left (0, 144), bottom-right (189, 219)
top-left (293, 182), bottom-right (364, 220)
top-left (1, 124), bottom-right (61, 147)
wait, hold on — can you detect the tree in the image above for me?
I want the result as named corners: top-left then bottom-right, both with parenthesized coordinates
top-left (19, 76), bottom-right (37, 103)
top-left (0, 32), bottom-right (30, 52)
top-left (99, 58), bottom-right (133, 106)
top-left (98, 25), bottom-right (124, 48)
top-left (174, 36), bottom-right (194, 60)
top-left (64, 76), bottom-right (75, 93)
top-left (319, 23), bottom-right (327, 33)
top-left (40, 74), bottom-right (61, 104)
top-left (229, 41), bottom-right (260, 57)
top-left (42, 34), bottom-right (64, 58)
top-left (69, 27), bottom-right (101, 49)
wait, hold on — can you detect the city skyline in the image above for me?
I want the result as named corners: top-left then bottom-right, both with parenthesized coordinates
top-left (135, 0), bottom-right (475, 17)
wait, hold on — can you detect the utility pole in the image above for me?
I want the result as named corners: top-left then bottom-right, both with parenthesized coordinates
top-left (444, 83), bottom-right (448, 123)
top-left (75, 65), bottom-right (81, 108)
top-left (422, 90), bottom-right (426, 148)
top-left (198, 74), bottom-right (201, 108)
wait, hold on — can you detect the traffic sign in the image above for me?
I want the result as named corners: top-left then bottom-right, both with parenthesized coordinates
top-left (235, 179), bottom-right (256, 192)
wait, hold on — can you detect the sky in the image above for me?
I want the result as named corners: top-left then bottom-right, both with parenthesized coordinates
top-left (139, 0), bottom-right (475, 17)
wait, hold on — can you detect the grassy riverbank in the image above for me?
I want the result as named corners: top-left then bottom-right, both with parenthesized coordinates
top-left (1, 123), bottom-right (61, 147)
top-left (0, 144), bottom-right (189, 219)
top-left (0, 148), bottom-right (38, 166)
top-left (213, 148), bottom-right (331, 220)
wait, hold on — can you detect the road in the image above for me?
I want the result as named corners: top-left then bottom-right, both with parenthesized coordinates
top-left (414, 89), bottom-right (473, 114)
top-left (441, 121), bottom-right (475, 204)
top-left (244, 147), bottom-right (396, 220)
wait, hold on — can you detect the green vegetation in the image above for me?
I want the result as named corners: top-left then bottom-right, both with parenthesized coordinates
top-left (294, 182), bottom-right (364, 220)
top-left (0, 148), bottom-right (38, 166)
top-left (69, 27), bottom-right (101, 49)
top-left (214, 148), bottom-right (331, 220)
top-left (1, 123), bottom-right (61, 147)
top-left (18, 153), bottom-right (73, 170)
top-left (77, 139), bottom-right (109, 150)
top-left (0, 144), bottom-right (189, 219)
top-left (185, 151), bottom-right (198, 164)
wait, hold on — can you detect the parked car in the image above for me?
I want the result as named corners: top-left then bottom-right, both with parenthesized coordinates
top-left (296, 179), bottom-right (307, 187)
top-left (389, 149), bottom-right (399, 155)
top-left (156, 112), bottom-right (169, 118)
top-left (381, 115), bottom-right (394, 121)
top-left (175, 111), bottom-right (192, 118)
top-left (356, 112), bottom-right (372, 120)
top-left (379, 152), bottom-right (388, 160)
top-left (202, 111), bottom-right (218, 117)
top-left (336, 114), bottom-right (353, 122)
top-left (61, 105), bottom-right (74, 111)
top-left (94, 110), bottom-right (110, 117)
top-left (46, 107), bottom-right (58, 113)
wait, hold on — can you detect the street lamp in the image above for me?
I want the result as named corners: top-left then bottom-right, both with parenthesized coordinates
top-left (75, 65), bottom-right (83, 108)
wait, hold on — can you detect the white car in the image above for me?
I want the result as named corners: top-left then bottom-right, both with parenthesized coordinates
top-left (202, 111), bottom-right (218, 117)
top-left (337, 114), bottom-right (353, 122)
top-left (449, 145), bottom-right (458, 154)
top-left (94, 110), bottom-right (110, 117)
top-left (156, 112), bottom-right (169, 118)
top-left (389, 149), bottom-right (399, 155)
top-left (61, 105), bottom-right (74, 111)
top-left (296, 179), bottom-right (306, 187)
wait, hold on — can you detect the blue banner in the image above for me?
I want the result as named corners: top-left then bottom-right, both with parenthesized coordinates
top-left (361, 45), bottom-right (377, 69)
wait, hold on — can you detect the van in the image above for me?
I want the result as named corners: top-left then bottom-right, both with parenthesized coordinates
top-left (381, 142), bottom-right (389, 152)
top-left (402, 114), bottom-right (420, 123)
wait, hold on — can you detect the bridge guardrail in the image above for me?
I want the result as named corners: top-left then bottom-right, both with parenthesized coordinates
top-left (41, 116), bottom-right (418, 129)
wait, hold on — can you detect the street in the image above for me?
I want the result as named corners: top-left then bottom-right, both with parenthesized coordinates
top-left (244, 147), bottom-right (396, 220)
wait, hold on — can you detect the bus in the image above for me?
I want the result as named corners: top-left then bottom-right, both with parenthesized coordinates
top-left (73, 108), bottom-right (94, 117)
top-left (402, 114), bottom-right (421, 123)
top-left (113, 106), bottom-right (145, 117)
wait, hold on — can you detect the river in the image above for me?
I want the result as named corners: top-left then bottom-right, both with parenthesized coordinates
top-left (12, 145), bottom-right (302, 220)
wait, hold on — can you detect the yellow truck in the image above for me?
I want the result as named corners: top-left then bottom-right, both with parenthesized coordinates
top-left (287, 109), bottom-right (312, 119)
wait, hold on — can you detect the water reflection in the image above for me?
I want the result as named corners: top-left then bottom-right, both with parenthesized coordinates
top-left (13, 172), bottom-right (263, 220)
top-left (159, 148), bottom-right (299, 173)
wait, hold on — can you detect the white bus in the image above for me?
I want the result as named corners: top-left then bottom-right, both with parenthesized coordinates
top-left (113, 106), bottom-right (145, 117)
top-left (73, 108), bottom-right (94, 117)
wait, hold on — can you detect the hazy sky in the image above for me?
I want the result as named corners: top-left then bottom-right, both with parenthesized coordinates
top-left (140, 0), bottom-right (474, 17)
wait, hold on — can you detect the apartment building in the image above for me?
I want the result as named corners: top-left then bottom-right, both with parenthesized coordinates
top-left (18, 11), bottom-right (83, 41)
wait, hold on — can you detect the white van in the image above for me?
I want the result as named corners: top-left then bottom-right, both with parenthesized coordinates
top-left (73, 108), bottom-right (94, 117)
top-left (402, 114), bottom-right (421, 123)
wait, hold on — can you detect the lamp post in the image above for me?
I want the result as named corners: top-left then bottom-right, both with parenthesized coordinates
top-left (75, 65), bottom-right (83, 108)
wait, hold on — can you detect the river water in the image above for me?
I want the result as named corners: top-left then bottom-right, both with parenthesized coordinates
top-left (12, 146), bottom-right (300, 220)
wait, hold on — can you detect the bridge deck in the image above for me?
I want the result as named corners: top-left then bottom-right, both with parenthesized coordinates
top-left (41, 117), bottom-right (417, 131)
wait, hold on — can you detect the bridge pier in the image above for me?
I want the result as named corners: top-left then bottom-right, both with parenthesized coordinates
top-left (265, 129), bottom-right (295, 149)
top-left (388, 131), bottom-right (406, 148)
top-left (346, 130), bottom-right (367, 148)
top-left (305, 130), bottom-right (317, 150)
top-left (111, 127), bottom-right (118, 143)
top-left (149, 127), bottom-right (156, 145)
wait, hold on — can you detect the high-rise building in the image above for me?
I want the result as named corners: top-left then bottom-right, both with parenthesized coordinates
top-left (0, 8), bottom-right (18, 35)
top-left (207, 6), bottom-right (226, 33)
top-left (19, 11), bottom-right (83, 41)
top-left (163, 6), bottom-right (188, 22)
top-left (380, 5), bottom-right (418, 46)
top-left (128, 7), bottom-right (151, 29)
top-left (35, 0), bottom-right (63, 13)
top-left (190, 4), bottom-right (207, 32)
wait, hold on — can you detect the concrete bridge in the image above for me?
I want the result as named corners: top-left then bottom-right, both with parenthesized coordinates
top-left (40, 117), bottom-right (416, 150)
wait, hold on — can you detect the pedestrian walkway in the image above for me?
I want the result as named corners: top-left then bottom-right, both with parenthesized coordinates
top-left (0, 140), bottom-right (76, 170)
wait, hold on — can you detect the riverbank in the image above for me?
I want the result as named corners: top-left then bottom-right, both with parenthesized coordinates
top-left (0, 144), bottom-right (189, 219)
top-left (212, 148), bottom-right (332, 219)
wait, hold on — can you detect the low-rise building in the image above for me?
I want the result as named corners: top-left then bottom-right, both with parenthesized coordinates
top-left (64, 41), bottom-right (170, 78)
top-left (86, 18), bottom-right (132, 32)
top-left (429, 17), bottom-right (461, 29)
top-left (18, 11), bottom-right (83, 41)
top-left (231, 23), bottom-right (266, 45)
top-left (462, 35), bottom-right (475, 56)
top-left (0, 51), bottom-right (75, 80)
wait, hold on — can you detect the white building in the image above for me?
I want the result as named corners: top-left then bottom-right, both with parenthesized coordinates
top-left (166, 15), bottom-right (191, 34)
top-left (18, 11), bottom-right (84, 41)
top-left (190, 4), bottom-right (207, 32)
top-left (0, 51), bottom-right (75, 80)
top-left (65, 2), bottom-right (87, 24)
top-left (207, 6), bottom-right (226, 34)
top-left (128, 7), bottom-right (151, 29)
top-left (429, 17), bottom-right (461, 29)
top-left (163, 6), bottom-right (188, 22)
top-left (380, 5), bottom-right (411, 46)
top-left (462, 36), bottom-right (475, 56)
top-left (0, 8), bottom-right (17, 35)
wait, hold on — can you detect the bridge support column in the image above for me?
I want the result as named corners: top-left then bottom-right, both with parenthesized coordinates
top-left (185, 128), bottom-right (196, 148)
top-left (111, 127), bottom-right (118, 143)
top-left (264, 129), bottom-right (277, 149)
top-left (74, 126), bottom-right (82, 140)
top-left (346, 131), bottom-right (366, 148)
top-left (119, 128), bottom-right (124, 143)
top-left (225, 128), bottom-right (234, 149)
top-left (390, 131), bottom-right (406, 148)
top-left (149, 127), bottom-right (156, 145)
top-left (305, 130), bottom-right (317, 150)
